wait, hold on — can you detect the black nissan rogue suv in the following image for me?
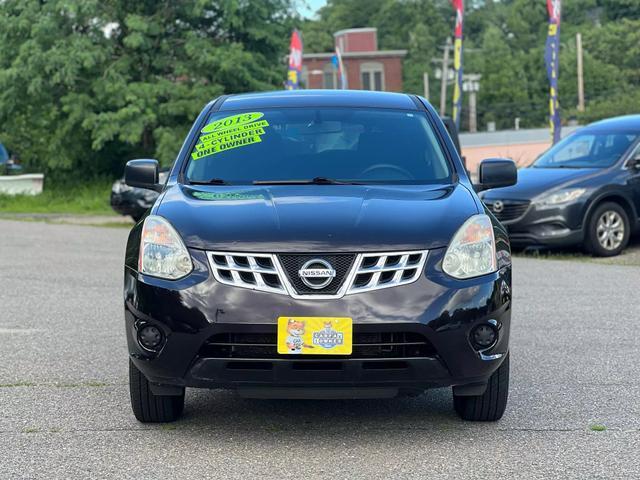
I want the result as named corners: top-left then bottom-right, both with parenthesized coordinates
top-left (123, 90), bottom-right (517, 423)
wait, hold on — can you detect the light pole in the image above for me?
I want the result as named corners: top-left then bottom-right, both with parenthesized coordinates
top-left (437, 37), bottom-right (452, 116)
top-left (434, 63), bottom-right (455, 115)
top-left (576, 32), bottom-right (585, 112)
top-left (462, 74), bottom-right (481, 133)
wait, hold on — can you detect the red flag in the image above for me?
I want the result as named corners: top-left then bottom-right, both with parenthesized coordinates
top-left (547, 0), bottom-right (561, 23)
top-left (452, 0), bottom-right (464, 37)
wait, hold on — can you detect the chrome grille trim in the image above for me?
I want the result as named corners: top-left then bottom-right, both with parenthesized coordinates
top-left (207, 250), bottom-right (428, 299)
top-left (347, 251), bottom-right (428, 294)
top-left (207, 252), bottom-right (287, 295)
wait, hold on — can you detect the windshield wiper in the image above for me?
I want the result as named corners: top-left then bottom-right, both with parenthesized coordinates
top-left (253, 177), bottom-right (363, 185)
top-left (189, 178), bottom-right (231, 185)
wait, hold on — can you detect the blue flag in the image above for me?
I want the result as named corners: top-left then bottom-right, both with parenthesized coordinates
top-left (545, 0), bottom-right (561, 144)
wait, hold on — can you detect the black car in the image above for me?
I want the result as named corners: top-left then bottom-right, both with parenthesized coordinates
top-left (122, 90), bottom-right (517, 423)
top-left (110, 170), bottom-right (168, 221)
top-left (482, 115), bottom-right (640, 256)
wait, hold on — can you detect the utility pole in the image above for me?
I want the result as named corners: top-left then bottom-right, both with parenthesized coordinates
top-left (468, 89), bottom-right (477, 133)
top-left (463, 74), bottom-right (481, 133)
top-left (423, 73), bottom-right (430, 101)
top-left (439, 37), bottom-right (451, 116)
top-left (576, 32), bottom-right (585, 112)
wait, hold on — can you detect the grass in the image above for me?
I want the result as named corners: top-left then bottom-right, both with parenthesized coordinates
top-left (53, 381), bottom-right (110, 388)
top-left (589, 424), bottom-right (607, 432)
top-left (0, 381), bottom-right (37, 388)
top-left (0, 179), bottom-right (114, 215)
top-left (0, 380), bottom-right (114, 388)
top-left (513, 241), bottom-right (640, 267)
top-left (84, 221), bottom-right (134, 228)
top-left (514, 250), bottom-right (592, 263)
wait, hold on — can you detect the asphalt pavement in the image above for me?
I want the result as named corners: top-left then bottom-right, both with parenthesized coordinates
top-left (1, 219), bottom-right (639, 479)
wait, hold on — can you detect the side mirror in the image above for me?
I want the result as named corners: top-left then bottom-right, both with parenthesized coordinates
top-left (125, 159), bottom-right (161, 191)
top-left (630, 153), bottom-right (640, 170)
top-left (476, 158), bottom-right (518, 192)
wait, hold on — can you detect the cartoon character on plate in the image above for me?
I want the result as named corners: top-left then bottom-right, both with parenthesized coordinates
top-left (285, 319), bottom-right (314, 354)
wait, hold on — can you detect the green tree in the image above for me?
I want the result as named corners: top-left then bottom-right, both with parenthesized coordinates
top-left (0, 0), bottom-right (295, 178)
top-left (304, 0), bottom-right (640, 131)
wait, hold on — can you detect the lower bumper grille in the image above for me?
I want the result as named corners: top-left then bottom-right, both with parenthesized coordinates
top-left (199, 331), bottom-right (437, 359)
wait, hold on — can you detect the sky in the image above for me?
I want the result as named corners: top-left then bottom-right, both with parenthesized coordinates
top-left (297, 0), bottom-right (327, 18)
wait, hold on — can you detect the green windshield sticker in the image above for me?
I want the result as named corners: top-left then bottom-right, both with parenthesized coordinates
top-left (196, 127), bottom-right (266, 152)
top-left (199, 120), bottom-right (269, 144)
top-left (192, 112), bottom-right (269, 160)
top-left (201, 112), bottom-right (264, 134)
top-left (191, 191), bottom-right (264, 201)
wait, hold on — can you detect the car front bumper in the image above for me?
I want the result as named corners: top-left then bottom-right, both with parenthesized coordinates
top-left (124, 247), bottom-right (512, 397)
top-left (488, 200), bottom-right (586, 248)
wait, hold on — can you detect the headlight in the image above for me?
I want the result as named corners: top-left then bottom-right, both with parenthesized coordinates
top-left (442, 214), bottom-right (497, 279)
top-left (535, 188), bottom-right (586, 208)
top-left (139, 215), bottom-right (193, 279)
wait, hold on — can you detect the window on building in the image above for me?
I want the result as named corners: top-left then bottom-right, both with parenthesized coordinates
top-left (360, 62), bottom-right (384, 91)
top-left (323, 63), bottom-right (336, 89)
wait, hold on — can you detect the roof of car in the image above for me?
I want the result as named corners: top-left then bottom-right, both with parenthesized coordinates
top-left (584, 114), bottom-right (640, 131)
top-left (219, 89), bottom-right (418, 111)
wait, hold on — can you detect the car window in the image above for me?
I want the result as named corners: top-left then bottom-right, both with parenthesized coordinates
top-left (552, 135), bottom-right (594, 162)
top-left (185, 108), bottom-right (452, 184)
top-left (534, 131), bottom-right (638, 168)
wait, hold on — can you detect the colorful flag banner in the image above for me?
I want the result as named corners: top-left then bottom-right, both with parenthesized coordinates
top-left (451, 0), bottom-right (464, 129)
top-left (545, 0), bottom-right (562, 144)
top-left (285, 29), bottom-right (303, 90)
top-left (332, 47), bottom-right (348, 89)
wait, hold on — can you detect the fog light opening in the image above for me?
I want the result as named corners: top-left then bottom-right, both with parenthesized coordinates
top-left (137, 325), bottom-right (164, 351)
top-left (470, 324), bottom-right (498, 351)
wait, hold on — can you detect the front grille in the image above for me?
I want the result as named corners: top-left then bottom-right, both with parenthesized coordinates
top-left (278, 254), bottom-right (355, 295)
top-left (206, 249), bottom-right (428, 299)
top-left (200, 331), bottom-right (437, 359)
top-left (207, 252), bottom-right (287, 295)
top-left (485, 199), bottom-right (530, 222)
top-left (349, 252), bottom-right (427, 294)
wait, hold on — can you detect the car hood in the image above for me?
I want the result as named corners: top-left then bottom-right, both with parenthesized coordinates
top-left (156, 183), bottom-right (478, 252)
top-left (482, 167), bottom-right (601, 200)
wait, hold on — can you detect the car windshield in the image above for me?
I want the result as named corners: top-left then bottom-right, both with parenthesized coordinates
top-left (185, 108), bottom-right (452, 185)
top-left (533, 131), bottom-right (638, 169)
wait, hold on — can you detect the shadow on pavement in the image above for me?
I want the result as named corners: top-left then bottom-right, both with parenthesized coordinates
top-left (175, 387), bottom-right (463, 433)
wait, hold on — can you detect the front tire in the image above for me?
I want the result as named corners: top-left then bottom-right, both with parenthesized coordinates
top-left (453, 354), bottom-right (509, 421)
top-left (129, 360), bottom-right (185, 423)
top-left (585, 202), bottom-right (630, 257)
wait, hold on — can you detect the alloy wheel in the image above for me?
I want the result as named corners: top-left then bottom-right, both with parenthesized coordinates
top-left (596, 210), bottom-right (625, 251)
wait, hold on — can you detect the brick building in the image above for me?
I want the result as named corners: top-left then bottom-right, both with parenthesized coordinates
top-left (302, 28), bottom-right (407, 92)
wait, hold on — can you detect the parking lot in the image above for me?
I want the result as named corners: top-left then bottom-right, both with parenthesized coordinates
top-left (1, 218), bottom-right (639, 479)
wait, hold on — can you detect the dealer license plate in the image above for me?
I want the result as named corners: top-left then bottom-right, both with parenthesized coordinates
top-left (277, 317), bottom-right (352, 355)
